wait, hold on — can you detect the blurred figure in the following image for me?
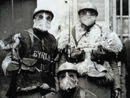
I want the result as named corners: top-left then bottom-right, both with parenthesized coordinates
top-left (119, 40), bottom-right (130, 98)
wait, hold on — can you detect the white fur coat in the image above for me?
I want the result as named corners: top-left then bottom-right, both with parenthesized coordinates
top-left (58, 22), bottom-right (123, 76)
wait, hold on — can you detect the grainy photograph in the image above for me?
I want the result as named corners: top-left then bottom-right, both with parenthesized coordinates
top-left (0, 0), bottom-right (129, 98)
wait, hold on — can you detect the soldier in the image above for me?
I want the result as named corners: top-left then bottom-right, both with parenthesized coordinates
top-left (58, 1), bottom-right (122, 98)
top-left (1, 6), bottom-right (58, 98)
top-left (43, 62), bottom-right (98, 98)
top-left (119, 40), bottom-right (130, 98)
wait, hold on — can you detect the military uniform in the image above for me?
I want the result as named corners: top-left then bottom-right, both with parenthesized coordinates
top-left (119, 40), bottom-right (130, 98)
top-left (5, 29), bottom-right (58, 98)
top-left (58, 2), bottom-right (122, 97)
top-left (43, 86), bottom-right (98, 98)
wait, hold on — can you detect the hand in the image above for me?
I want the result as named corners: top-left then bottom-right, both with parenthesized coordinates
top-left (71, 48), bottom-right (82, 59)
top-left (64, 45), bottom-right (71, 54)
top-left (13, 33), bottom-right (21, 41)
top-left (0, 40), bottom-right (5, 48)
top-left (40, 83), bottom-right (50, 90)
top-left (114, 89), bottom-right (120, 98)
top-left (112, 89), bottom-right (120, 98)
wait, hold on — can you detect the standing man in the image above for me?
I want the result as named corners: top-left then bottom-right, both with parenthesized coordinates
top-left (1, 6), bottom-right (58, 98)
top-left (119, 40), bottom-right (130, 98)
top-left (58, 1), bottom-right (122, 98)
top-left (43, 62), bottom-right (98, 98)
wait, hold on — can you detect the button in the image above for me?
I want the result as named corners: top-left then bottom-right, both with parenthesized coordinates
top-left (64, 64), bottom-right (67, 68)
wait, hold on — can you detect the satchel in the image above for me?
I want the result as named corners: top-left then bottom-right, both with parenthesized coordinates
top-left (7, 61), bottom-right (20, 72)
top-left (21, 58), bottom-right (37, 72)
top-left (67, 48), bottom-right (85, 63)
top-left (67, 27), bottom-right (85, 63)
top-left (88, 61), bottom-right (114, 85)
top-left (91, 46), bottom-right (106, 64)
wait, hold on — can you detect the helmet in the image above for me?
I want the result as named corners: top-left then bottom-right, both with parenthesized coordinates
top-left (78, 2), bottom-right (98, 16)
top-left (33, 6), bottom-right (54, 19)
top-left (57, 62), bottom-right (77, 75)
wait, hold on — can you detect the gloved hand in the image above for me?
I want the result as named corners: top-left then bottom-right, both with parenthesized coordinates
top-left (71, 48), bottom-right (83, 59)
top-left (40, 83), bottom-right (55, 93)
top-left (112, 89), bottom-right (120, 98)
top-left (40, 83), bottom-right (50, 90)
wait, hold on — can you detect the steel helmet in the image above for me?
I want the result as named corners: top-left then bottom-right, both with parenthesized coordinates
top-left (78, 2), bottom-right (98, 16)
top-left (33, 6), bottom-right (54, 19)
top-left (57, 62), bottom-right (77, 76)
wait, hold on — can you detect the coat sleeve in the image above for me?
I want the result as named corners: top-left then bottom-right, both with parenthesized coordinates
top-left (1, 32), bottom-right (28, 76)
top-left (101, 26), bottom-right (123, 53)
top-left (58, 53), bottom-right (67, 66)
top-left (101, 26), bottom-right (122, 90)
top-left (43, 92), bottom-right (56, 98)
top-left (120, 62), bottom-right (127, 98)
top-left (109, 60), bottom-right (120, 90)
top-left (1, 52), bottom-right (12, 76)
top-left (85, 89), bottom-right (98, 98)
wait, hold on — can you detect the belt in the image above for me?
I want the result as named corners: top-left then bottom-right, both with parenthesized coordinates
top-left (19, 63), bottom-right (55, 75)
top-left (17, 86), bottom-right (55, 94)
top-left (17, 87), bottom-right (40, 95)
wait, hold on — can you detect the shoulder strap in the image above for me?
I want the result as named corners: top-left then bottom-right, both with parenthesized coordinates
top-left (28, 30), bottom-right (34, 49)
top-left (72, 27), bottom-right (78, 46)
top-left (43, 92), bottom-right (55, 98)
top-left (95, 24), bottom-right (103, 36)
top-left (72, 27), bottom-right (87, 46)
top-left (26, 29), bottom-right (43, 49)
top-left (80, 88), bottom-right (85, 98)
top-left (25, 29), bottom-right (34, 49)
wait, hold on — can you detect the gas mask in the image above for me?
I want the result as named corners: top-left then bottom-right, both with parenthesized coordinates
top-left (33, 12), bottom-right (52, 32)
top-left (79, 10), bottom-right (97, 26)
top-left (59, 71), bottom-right (78, 91)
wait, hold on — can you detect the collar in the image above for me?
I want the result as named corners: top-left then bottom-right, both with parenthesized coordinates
top-left (81, 22), bottom-right (95, 32)
top-left (33, 28), bottom-right (49, 40)
top-left (59, 87), bottom-right (78, 98)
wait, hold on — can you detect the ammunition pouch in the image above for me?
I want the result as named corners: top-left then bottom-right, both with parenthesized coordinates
top-left (20, 58), bottom-right (56, 75)
top-left (91, 49), bottom-right (117, 64)
top-left (21, 58), bottom-right (37, 72)
top-left (67, 49), bottom-right (85, 63)
top-left (7, 61), bottom-right (20, 72)
top-left (91, 49), bottom-right (106, 64)
top-left (87, 61), bottom-right (114, 85)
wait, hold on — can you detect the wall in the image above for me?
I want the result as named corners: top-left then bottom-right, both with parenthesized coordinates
top-left (37, 0), bottom-right (106, 37)
top-left (0, 0), bottom-right (36, 98)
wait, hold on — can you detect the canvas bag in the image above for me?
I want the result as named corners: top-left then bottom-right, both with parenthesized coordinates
top-left (72, 27), bottom-right (114, 83)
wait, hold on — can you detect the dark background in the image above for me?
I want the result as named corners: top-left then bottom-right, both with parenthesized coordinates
top-left (0, 0), bottom-right (36, 97)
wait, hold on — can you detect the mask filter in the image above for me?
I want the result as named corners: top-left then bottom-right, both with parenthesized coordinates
top-left (33, 12), bottom-right (51, 32)
top-left (59, 72), bottom-right (78, 91)
top-left (80, 11), bottom-right (97, 26)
